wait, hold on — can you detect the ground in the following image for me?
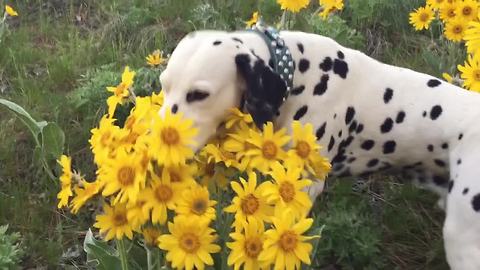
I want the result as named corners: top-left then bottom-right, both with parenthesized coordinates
top-left (0, 0), bottom-right (460, 268)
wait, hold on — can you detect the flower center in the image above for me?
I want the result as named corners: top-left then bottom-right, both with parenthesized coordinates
top-left (244, 237), bottom-right (263, 258)
top-left (474, 69), bottom-right (480, 81)
top-left (179, 233), bottom-right (200, 253)
top-left (279, 182), bottom-right (296, 203)
top-left (463, 6), bottom-right (472, 16)
top-left (161, 127), bottom-right (180, 145)
top-left (419, 12), bottom-right (429, 22)
top-left (279, 230), bottom-right (298, 252)
top-left (453, 25), bottom-right (463, 34)
top-left (100, 131), bottom-right (111, 147)
top-left (113, 212), bottom-right (128, 226)
top-left (296, 141), bottom-right (311, 158)
top-left (115, 83), bottom-right (128, 96)
top-left (169, 171), bottom-right (181, 183)
top-left (117, 166), bottom-right (135, 186)
top-left (448, 9), bottom-right (455, 18)
top-left (154, 184), bottom-right (173, 202)
top-left (125, 115), bottom-right (136, 130)
top-left (192, 199), bottom-right (207, 215)
top-left (241, 194), bottom-right (260, 215)
top-left (262, 141), bottom-right (278, 159)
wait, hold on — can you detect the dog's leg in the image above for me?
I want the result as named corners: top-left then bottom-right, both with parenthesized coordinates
top-left (443, 141), bottom-right (480, 269)
top-left (305, 179), bottom-right (325, 202)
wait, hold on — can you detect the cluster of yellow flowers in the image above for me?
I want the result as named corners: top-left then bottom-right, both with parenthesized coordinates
top-left (409, 0), bottom-right (480, 92)
top-left (57, 49), bottom-right (331, 269)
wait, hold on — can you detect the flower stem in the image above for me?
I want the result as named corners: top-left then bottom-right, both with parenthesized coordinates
top-left (116, 238), bottom-right (129, 270)
top-left (146, 246), bottom-right (153, 270)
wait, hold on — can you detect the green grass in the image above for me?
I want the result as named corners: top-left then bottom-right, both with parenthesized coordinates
top-left (0, 0), bottom-right (461, 268)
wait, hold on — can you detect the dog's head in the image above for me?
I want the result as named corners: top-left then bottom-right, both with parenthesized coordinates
top-left (159, 31), bottom-right (287, 150)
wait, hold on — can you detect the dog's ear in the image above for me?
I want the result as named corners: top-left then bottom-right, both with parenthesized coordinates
top-left (235, 54), bottom-right (287, 129)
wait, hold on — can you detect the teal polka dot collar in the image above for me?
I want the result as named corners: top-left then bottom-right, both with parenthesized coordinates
top-left (248, 22), bottom-right (294, 101)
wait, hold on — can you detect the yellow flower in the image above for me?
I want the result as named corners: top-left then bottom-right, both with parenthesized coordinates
top-left (264, 162), bottom-right (312, 219)
top-left (227, 219), bottom-right (269, 270)
top-left (94, 202), bottom-right (136, 241)
top-left (427, 0), bottom-right (446, 9)
top-left (225, 108), bottom-right (253, 129)
top-left (162, 163), bottom-right (197, 187)
top-left (5, 5), bottom-right (18, 16)
top-left (246, 11), bottom-right (259, 28)
top-left (142, 169), bottom-right (182, 224)
top-left (258, 212), bottom-right (318, 269)
top-left (175, 184), bottom-right (217, 222)
top-left (158, 215), bottom-right (220, 270)
top-left (146, 50), bottom-right (167, 67)
top-left (202, 143), bottom-right (238, 168)
top-left (277, 0), bottom-right (310, 13)
top-left (100, 148), bottom-right (146, 204)
top-left (224, 172), bottom-right (273, 229)
top-left (288, 121), bottom-right (321, 171)
top-left (89, 116), bottom-right (124, 165)
top-left (71, 179), bottom-right (102, 214)
top-left (319, 0), bottom-right (344, 19)
top-left (151, 91), bottom-right (165, 108)
top-left (142, 226), bottom-right (162, 247)
top-left (443, 72), bottom-right (454, 83)
top-left (456, 0), bottom-right (478, 21)
top-left (148, 109), bottom-right (197, 166)
top-left (464, 21), bottom-right (480, 54)
top-left (444, 17), bottom-right (468, 41)
top-left (458, 53), bottom-right (480, 92)
top-left (440, 2), bottom-right (458, 22)
top-left (127, 197), bottom-right (150, 228)
top-left (246, 122), bottom-right (290, 172)
top-left (57, 155), bottom-right (73, 208)
top-left (106, 66), bottom-right (135, 118)
top-left (409, 6), bottom-right (435, 31)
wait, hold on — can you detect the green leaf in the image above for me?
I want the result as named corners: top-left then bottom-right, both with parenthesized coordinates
top-left (83, 229), bottom-right (121, 270)
top-left (0, 98), bottom-right (47, 140)
top-left (41, 122), bottom-right (65, 159)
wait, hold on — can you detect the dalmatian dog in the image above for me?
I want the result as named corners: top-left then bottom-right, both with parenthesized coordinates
top-left (159, 29), bottom-right (480, 269)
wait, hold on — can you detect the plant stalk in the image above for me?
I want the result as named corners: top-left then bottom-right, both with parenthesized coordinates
top-left (117, 238), bottom-right (129, 270)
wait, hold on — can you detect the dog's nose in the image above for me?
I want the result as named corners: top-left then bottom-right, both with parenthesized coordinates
top-left (171, 104), bottom-right (178, 114)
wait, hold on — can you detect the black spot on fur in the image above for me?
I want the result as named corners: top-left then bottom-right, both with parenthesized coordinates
top-left (448, 180), bottom-right (454, 193)
top-left (433, 175), bottom-right (447, 185)
top-left (291, 85), bottom-right (305, 95)
top-left (333, 163), bottom-right (345, 171)
top-left (298, 59), bottom-right (310, 73)
top-left (463, 188), bottom-right (469, 195)
top-left (427, 145), bottom-right (434, 152)
top-left (316, 122), bottom-right (327, 141)
top-left (457, 159), bottom-right (462, 165)
top-left (380, 118), bottom-right (394, 133)
top-left (319, 57), bottom-right (333, 72)
top-left (434, 159), bottom-right (446, 167)
top-left (361, 140), bottom-right (375, 150)
top-left (430, 105), bottom-right (443, 120)
top-left (427, 79), bottom-right (442, 87)
top-left (345, 107), bottom-right (355, 125)
top-left (383, 88), bottom-right (393, 104)
top-left (422, 111), bottom-right (427, 117)
top-left (347, 157), bottom-right (356, 163)
top-left (297, 43), bottom-right (304, 54)
top-left (333, 59), bottom-right (349, 79)
top-left (367, 159), bottom-right (379, 167)
top-left (338, 130), bottom-right (343, 138)
top-left (333, 113), bottom-right (337, 119)
top-left (328, 136), bottom-right (335, 152)
top-left (472, 194), bottom-right (480, 212)
top-left (171, 104), bottom-right (178, 114)
top-left (313, 74), bottom-right (330, 95)
top-left (383, 140), bottom-right (396, 154)
top-left (349, 121), bottom-right (357, 133)
top-left (442, 143), bottom-right (449, 149)
top-left (396, 111), bottom-right (406, 123)
top-left (232, 37), bottom-right (243, 44)
top-left (293, 105), bottom-right (308, 120)
top-left (337, 51), bottom-right (345, 59)
top-left (356, 124), bottom-right (364, 134)
top-left (213, 40), bottom-right (222, 45)
top-left (459, 133), bottom-right (464, 140)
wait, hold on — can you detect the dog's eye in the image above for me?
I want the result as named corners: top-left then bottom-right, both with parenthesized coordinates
top-left (186, 89), bottom-right (210, 103)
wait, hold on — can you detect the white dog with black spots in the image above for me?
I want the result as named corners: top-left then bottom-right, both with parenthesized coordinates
top-left (159, 30), bottom-right (480, 269)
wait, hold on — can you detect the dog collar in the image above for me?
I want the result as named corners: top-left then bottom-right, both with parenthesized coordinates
top-left (249, 22), bottom-right (294, 101)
